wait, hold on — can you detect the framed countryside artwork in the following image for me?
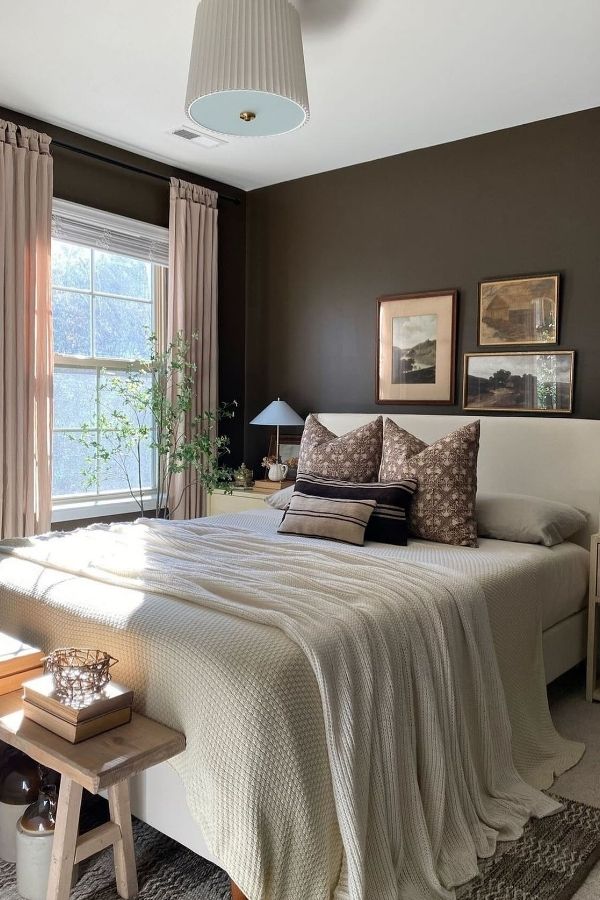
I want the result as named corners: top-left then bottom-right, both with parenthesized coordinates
top-left (463, 351), bottom-right (574, 413)
top-left (478, 273), bottom-right (559, 346)
top-left (377, 290), bottom-right (457, 404)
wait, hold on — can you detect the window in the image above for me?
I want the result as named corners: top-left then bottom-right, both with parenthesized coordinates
top-left (51, 201), bottom-right (168, 516)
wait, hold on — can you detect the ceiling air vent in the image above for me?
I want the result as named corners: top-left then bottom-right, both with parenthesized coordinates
top-left (169, 126), bottom-right (227, 149)
top-left (172, 127), bottom-right (201, 140)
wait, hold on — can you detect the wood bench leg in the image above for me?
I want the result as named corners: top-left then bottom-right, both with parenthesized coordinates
top-left (108, 780), bottom-right (139, 899)
top-left (231, 879), bottom-right (249, 900)
top-left (46, 777), bottom-right (83, 900)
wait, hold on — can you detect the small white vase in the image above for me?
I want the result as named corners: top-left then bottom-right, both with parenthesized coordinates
top-left (16, 820), bottom-right (55, 900)
top-left (268, 463), bottom-right (288, 482)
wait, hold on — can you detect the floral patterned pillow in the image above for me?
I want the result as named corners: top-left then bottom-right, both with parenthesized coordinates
top-left (297, 415), bottom-right (383, 483)
top-left (379, 418), bottom-right (480, 547)
top-left (379, 423), bottom-right (427, 480)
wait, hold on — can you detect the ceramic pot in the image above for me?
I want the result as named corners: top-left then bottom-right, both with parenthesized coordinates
top-left (16, 786), bottom-right (77, 900)
top-left (268, 463), bottom-right (288, 481)
top-left (0, 747), bottom-right (41, 862)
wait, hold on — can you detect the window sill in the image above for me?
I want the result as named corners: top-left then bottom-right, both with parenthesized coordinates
top-left (52, 493), bottom-right (156, 524)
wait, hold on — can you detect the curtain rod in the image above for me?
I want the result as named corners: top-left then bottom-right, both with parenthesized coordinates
top-left (51, 139), bottom-right (241, 206)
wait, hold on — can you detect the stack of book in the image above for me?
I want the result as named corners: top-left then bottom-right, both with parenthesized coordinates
top-left (22, 675), bottom-right (133, 743)
top-left (253, 479), bottom-right (294, 492)
top-left (0, 634), bottom-right (44, 696)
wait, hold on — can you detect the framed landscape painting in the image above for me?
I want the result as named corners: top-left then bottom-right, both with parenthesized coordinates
top-left (268, 432), bottom-right (301, 477)
top-left (478, 273), bottom-right (559, 346)
top-left (377, 290), bottom-right (457, 404)
top-left (463, 351), bottom-right (574, 413)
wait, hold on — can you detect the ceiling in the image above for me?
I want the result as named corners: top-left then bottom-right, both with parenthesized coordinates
top-left (1, 0), bottom-right (599, 191)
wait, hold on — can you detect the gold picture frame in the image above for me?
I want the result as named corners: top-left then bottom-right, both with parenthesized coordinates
top-left (478, 273), bottom-right (559, 346)
top-left (463, 351), bottom-right (574, 413)
top-left (377, 290), bottom-right (457, 404)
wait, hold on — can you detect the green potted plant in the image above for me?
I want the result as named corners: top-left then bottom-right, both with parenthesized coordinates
top-left (74, 332), bottom-right (235, 517)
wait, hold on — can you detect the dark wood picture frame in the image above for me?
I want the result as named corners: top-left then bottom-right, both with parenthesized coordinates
top-left (463, 350), bottom-right (574, 413)
top-left (478, 272), bottom-right (560, 346)
top-left (268, 432), bottom-right (302, 480)
top-left (376, 289), bottom-right (458, 405)
top-left (267, 432), bottom-right (301, 461)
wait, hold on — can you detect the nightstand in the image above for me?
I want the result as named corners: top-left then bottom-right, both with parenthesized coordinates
top-left (207, 483), bottom-right (291, 517)
top-left (586, 532), bottom-right (600, 701)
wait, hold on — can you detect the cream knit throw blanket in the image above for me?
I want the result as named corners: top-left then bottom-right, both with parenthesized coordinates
top-left (0, 520), bottom-right (561, 900)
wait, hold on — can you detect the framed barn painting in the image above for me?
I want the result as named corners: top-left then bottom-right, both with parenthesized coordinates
top-left (463, 351), bottom-right (574, 413)
top-left (377, 290), bottom-right (457, 404)
top-left (478, 273), bottom-right (559, 346)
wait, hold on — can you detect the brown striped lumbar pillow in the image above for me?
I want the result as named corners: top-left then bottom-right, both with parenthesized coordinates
top-left (277, 493), bottom-right (377, 546)
top-left (293, 473), bottom-right (417, 545)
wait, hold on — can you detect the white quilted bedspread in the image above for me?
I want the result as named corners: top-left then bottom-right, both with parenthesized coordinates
top-left (0, 515), bottom-right (585, 900)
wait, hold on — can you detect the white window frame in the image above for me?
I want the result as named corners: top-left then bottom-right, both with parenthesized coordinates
top-left (51, 200), bottom-right (168, 522)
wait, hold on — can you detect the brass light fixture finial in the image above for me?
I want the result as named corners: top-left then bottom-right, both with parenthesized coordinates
top-left (240, 111), bottom-right (256, 123)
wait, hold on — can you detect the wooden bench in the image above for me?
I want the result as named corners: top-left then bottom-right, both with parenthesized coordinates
top-left (0, 690), bottom-right (185, 900)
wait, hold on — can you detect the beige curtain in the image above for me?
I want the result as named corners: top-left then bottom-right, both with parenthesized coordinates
top-left (167, 177), bottom-right (218, 519)
top-left (0, 121), bottom-right (53, 538)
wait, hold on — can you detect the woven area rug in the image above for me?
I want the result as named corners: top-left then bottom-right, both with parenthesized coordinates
top-left (1, 796), bottom-right (598, 899)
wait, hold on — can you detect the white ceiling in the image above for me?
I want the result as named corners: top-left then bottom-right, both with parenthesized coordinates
top-left (1, 0), bottom-right (599, 191)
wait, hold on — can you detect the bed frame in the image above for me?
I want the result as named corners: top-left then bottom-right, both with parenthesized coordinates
top-left (129, 412), bottom-right (600, 891)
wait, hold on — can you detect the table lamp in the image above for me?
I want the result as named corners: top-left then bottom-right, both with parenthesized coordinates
top-left (250, 398), bottom-right (304, 480)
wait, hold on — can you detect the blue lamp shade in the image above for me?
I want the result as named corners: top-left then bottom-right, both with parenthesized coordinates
top-left (250, 399), bottom-right (304, 427)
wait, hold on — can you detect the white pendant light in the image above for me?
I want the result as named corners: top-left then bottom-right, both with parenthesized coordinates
top-left (185, 0), bottom-right (310, 138)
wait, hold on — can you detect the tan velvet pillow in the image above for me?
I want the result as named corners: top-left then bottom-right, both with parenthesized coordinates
top-left (379, 418), bottom-right (480, 547)
top-left (297, 415), bottom-right (383, 483)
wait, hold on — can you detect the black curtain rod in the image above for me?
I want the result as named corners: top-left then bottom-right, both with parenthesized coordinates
top-left (51, 139), bottom-right (241, 206)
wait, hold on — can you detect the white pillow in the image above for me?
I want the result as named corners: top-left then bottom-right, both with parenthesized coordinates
top-left (476, 493), bottom-right (587, 547)
top-left (265, 485), bottom-right (295, 510)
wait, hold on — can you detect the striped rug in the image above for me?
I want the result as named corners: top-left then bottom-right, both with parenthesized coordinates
top-left (1, 796), bottom-right (598, 899)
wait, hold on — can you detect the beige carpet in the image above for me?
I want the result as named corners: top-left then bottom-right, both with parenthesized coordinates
top-left (548, 665), bottom-right (600, 899)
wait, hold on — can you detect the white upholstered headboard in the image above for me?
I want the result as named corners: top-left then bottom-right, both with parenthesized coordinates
top-left (315, 414), bottom-right (600, 545)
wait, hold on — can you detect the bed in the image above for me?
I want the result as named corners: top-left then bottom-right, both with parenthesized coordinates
top-left (0, 412), bottom-right (597, 900)
top-left (317, 413), bottom-right (599, 684)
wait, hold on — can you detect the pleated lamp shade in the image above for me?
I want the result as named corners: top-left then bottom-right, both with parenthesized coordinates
top-left (185, 0), bottom-right (310, 137)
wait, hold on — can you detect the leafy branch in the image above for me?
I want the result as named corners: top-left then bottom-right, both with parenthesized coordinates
top-left (72, 332), bottom-right (235, 516)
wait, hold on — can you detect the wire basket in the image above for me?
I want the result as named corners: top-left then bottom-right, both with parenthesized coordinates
top-left (44, 649), bottom-right (118, 707)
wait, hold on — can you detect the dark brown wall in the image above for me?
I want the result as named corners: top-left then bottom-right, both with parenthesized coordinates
top-left (245, 107), bottom-right (600, 468)
top-left (0, 105), bottom-right (247, 465)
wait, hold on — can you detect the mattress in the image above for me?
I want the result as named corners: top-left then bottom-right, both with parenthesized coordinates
top-left (215, 509), bottom-right (589, 632)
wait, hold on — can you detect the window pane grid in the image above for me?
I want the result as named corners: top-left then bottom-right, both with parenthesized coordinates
top-left (52, 283), bottom-right (152, 304)
top-left (95, 366), bottom-right (101, 492)
top-left (55, 356), bottom-right (138, 370)
top-left (52, 240), bottom-right (161, 502)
